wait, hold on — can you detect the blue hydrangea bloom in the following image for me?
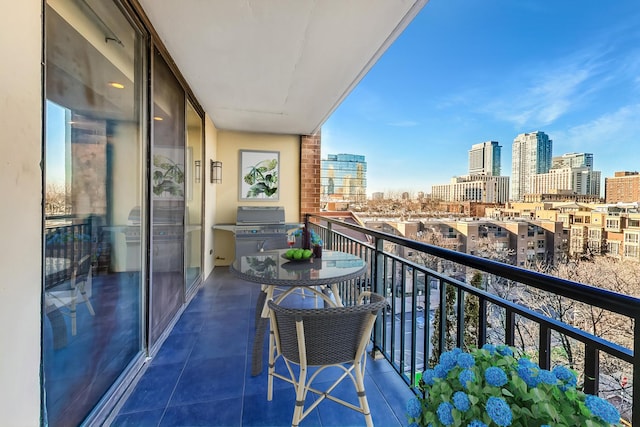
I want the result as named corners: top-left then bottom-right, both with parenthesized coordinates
top-left (496, 345), bottom-right (513, 357)
top-left (451, 347), bottom-right (463, 355)
top-left (552, 365), bottom-right (577, 390)
top-left (517, 357), bottom-right (535, 368)
top-left (434, 364), bottom-right (449, 378)
top-left (422, 368), bottom-right (437, 385)
top-left (453, 391), bottom-right (471, 412)
top-left (485, 366), bottom-right (508, 387)
top-left (517, 364), bottom-right (540, 388)
top-left (486, 396), bottom-right (513, 426)
top-left (440, 351), bottom-right (457, 370)
top-left (457, 352), bottom-right (475, 368)
top-left (468, 421), bottom-right (488, 427)
top-left (406, 397), bottom-right (422, 418)
top-left (585, 395), bottom-right (620, 424)
top-left (437, 402), bottom-right (455, 426)
top-left (481, 343), bottom-right (496, 355)
top-left (407, 423), bottom-right (419, 427)
top-left (538, 369), bottom-right (558, 386)
top-left (459, 368), bottom-right (476, 389)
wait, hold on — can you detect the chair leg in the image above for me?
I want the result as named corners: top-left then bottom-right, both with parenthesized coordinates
top-left (292, 365), bottom-right (308, 427)
top-left (70, 303), bottom-right (77, 336)
top-left (267, 328), bottom-right (276, 400)
top-left (354, 360), bottom-right (373, 427)
top-left (79, 286), bottom-right (95, 315)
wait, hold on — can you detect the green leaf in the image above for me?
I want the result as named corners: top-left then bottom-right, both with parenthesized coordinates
top-left (502, 388), bottom-right (514, 397)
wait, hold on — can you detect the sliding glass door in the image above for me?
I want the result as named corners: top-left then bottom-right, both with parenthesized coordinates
top-left (185, 100), bottom-right (204, 294)
top-left (149, 47), bottom-right (186, 347)
top-left (43, 1), bottom-right (145, 425)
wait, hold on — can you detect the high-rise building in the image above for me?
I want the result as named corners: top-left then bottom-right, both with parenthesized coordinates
top-left (552, 152), bottom-right (593, 170)
top-left (320, 153), bottom-right (367, 203)
top-left (511, 131), bottom-right (552, 201)
top-left (469, 141), bottom-right (502, 176)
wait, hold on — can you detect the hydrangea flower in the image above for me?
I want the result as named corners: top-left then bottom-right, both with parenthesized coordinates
top-left (485, 366), bottom-right (508, 387)
top-left (517, 364), bottom-right (540, 388)
top-left (440, 351), bottom-right (458, 370)
top-left (456, 352), bottom-right (475, 368)
top-left (434, 363), bottom-right (449, 378)
top-left (585, 395), bottom-right (620, 424)
top-left (453, 391), bottom-right (471, 411)
top-left (537, 369), bottom-right (558, 386)
top-left (459, 368), bottom-right (476, 389)
top-left (437, 402), bottom-right (455, 426)
top-left (486, 396), bottom-right (513, 426)
top-left (496, 345), bottom-right (513, 357)
top-left (552, 365), bottom-right (577, 391)
top-left (468, 421), bottom-right (488, 427)
top-left (481, 343), bottom-right (496, 355)
top-left (422, 368), bottom-right (436, 386)
top-left (518, 357), bottom-right (535, 368)
top-left (406, 396), bottom-right (422, 418)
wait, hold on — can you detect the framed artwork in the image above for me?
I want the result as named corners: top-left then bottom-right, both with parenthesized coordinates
top-left (239, 150), bottom-right (279, 201)
top-left (152, 147), bottom-right (185, 200)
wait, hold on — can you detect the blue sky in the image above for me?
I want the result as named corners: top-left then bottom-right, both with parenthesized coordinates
top-left (322, 0), bottom-right (640, 196)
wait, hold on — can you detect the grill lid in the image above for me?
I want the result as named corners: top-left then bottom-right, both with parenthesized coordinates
top-left (236, 206), bottom-right (285, 225)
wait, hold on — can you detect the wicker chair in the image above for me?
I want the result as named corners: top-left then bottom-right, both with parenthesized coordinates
top-left (267, 292), bottom-right (386, 427)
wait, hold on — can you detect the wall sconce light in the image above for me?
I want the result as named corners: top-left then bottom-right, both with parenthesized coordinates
top-left (210, 160), bottom-right (222, 184)
top-left (194, 160), bottom-right (201, 183)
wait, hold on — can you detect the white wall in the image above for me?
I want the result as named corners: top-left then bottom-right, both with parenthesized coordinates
top-left (0, 0), bottom-right (42, 425)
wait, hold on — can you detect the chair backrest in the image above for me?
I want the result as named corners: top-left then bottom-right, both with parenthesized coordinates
top-left (71, 254), bottom-right (92, 285)
top-left (268, 293), bottom-right (386, 366)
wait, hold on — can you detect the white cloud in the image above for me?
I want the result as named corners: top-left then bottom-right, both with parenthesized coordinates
top-left (552, 103), bottom-right (640, 150)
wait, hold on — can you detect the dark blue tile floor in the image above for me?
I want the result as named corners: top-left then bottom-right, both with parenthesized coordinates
top-left (110, 267), bottom-right (413, 426)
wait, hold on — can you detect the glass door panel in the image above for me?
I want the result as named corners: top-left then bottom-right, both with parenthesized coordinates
top-left (43, 1), bottom-right (145, 425)
top-left (150, 47), bottom-right (185, 346)
top-left (185, 101), bottom-right (203, 293)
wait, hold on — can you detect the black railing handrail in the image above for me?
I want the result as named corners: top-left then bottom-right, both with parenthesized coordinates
top-left (307, 214), bottom-right (640, 318)
top-left (308, 213), bottom-right (640, 423)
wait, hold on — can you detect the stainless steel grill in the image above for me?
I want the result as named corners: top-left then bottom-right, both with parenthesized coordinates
top-left (235, 206), bottom-right (293, 257)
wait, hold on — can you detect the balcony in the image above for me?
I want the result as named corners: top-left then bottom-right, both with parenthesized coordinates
top-left (111, 214), bottom-right (640, 425)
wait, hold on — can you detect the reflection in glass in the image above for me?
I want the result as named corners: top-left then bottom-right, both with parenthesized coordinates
top-left (43, 1), bottom-right (144, 425)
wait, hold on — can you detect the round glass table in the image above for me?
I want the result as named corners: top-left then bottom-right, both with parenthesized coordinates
top-left (230, 249), bottom-right (368, 375)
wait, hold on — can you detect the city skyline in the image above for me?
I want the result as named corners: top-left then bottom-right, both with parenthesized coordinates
top-left (321, 0), bottom-right (640, 196)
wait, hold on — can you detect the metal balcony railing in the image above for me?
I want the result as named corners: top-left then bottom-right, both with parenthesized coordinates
top-left (306, 213), bottom-right (640, 424)
top-left (44, 216), bottom-right (93, 288)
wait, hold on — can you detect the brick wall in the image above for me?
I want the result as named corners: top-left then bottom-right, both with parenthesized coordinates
top-left (300, 132), bottom-right (321, 222)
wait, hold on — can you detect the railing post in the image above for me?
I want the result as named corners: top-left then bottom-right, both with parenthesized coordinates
top-left (538, 324), bottom-right (551, 370)
top-left (583, 344), bottom-right (598, 395)
top-left (326, 221), bottom-right (333, 251)
top-left (371, 236), bottom-right (385, 357)
top-left (633, 317), bottom-right (640, 426)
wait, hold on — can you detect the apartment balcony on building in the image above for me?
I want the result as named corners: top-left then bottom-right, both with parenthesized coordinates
top-left (108, 215), bottom-right (640, 426)
top-left (6, 1), bottom-right (640, 426)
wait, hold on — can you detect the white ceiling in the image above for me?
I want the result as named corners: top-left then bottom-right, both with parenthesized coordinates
top-left (137, 0), bottom-right (428, 135)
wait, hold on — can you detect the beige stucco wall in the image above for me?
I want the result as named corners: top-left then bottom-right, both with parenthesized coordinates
top-left (213, 131), bottom-right (300, 265)
top-left (0, 0), bottom-right (42, 425)
top-left (203, 115), bottom-right (219, 276)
